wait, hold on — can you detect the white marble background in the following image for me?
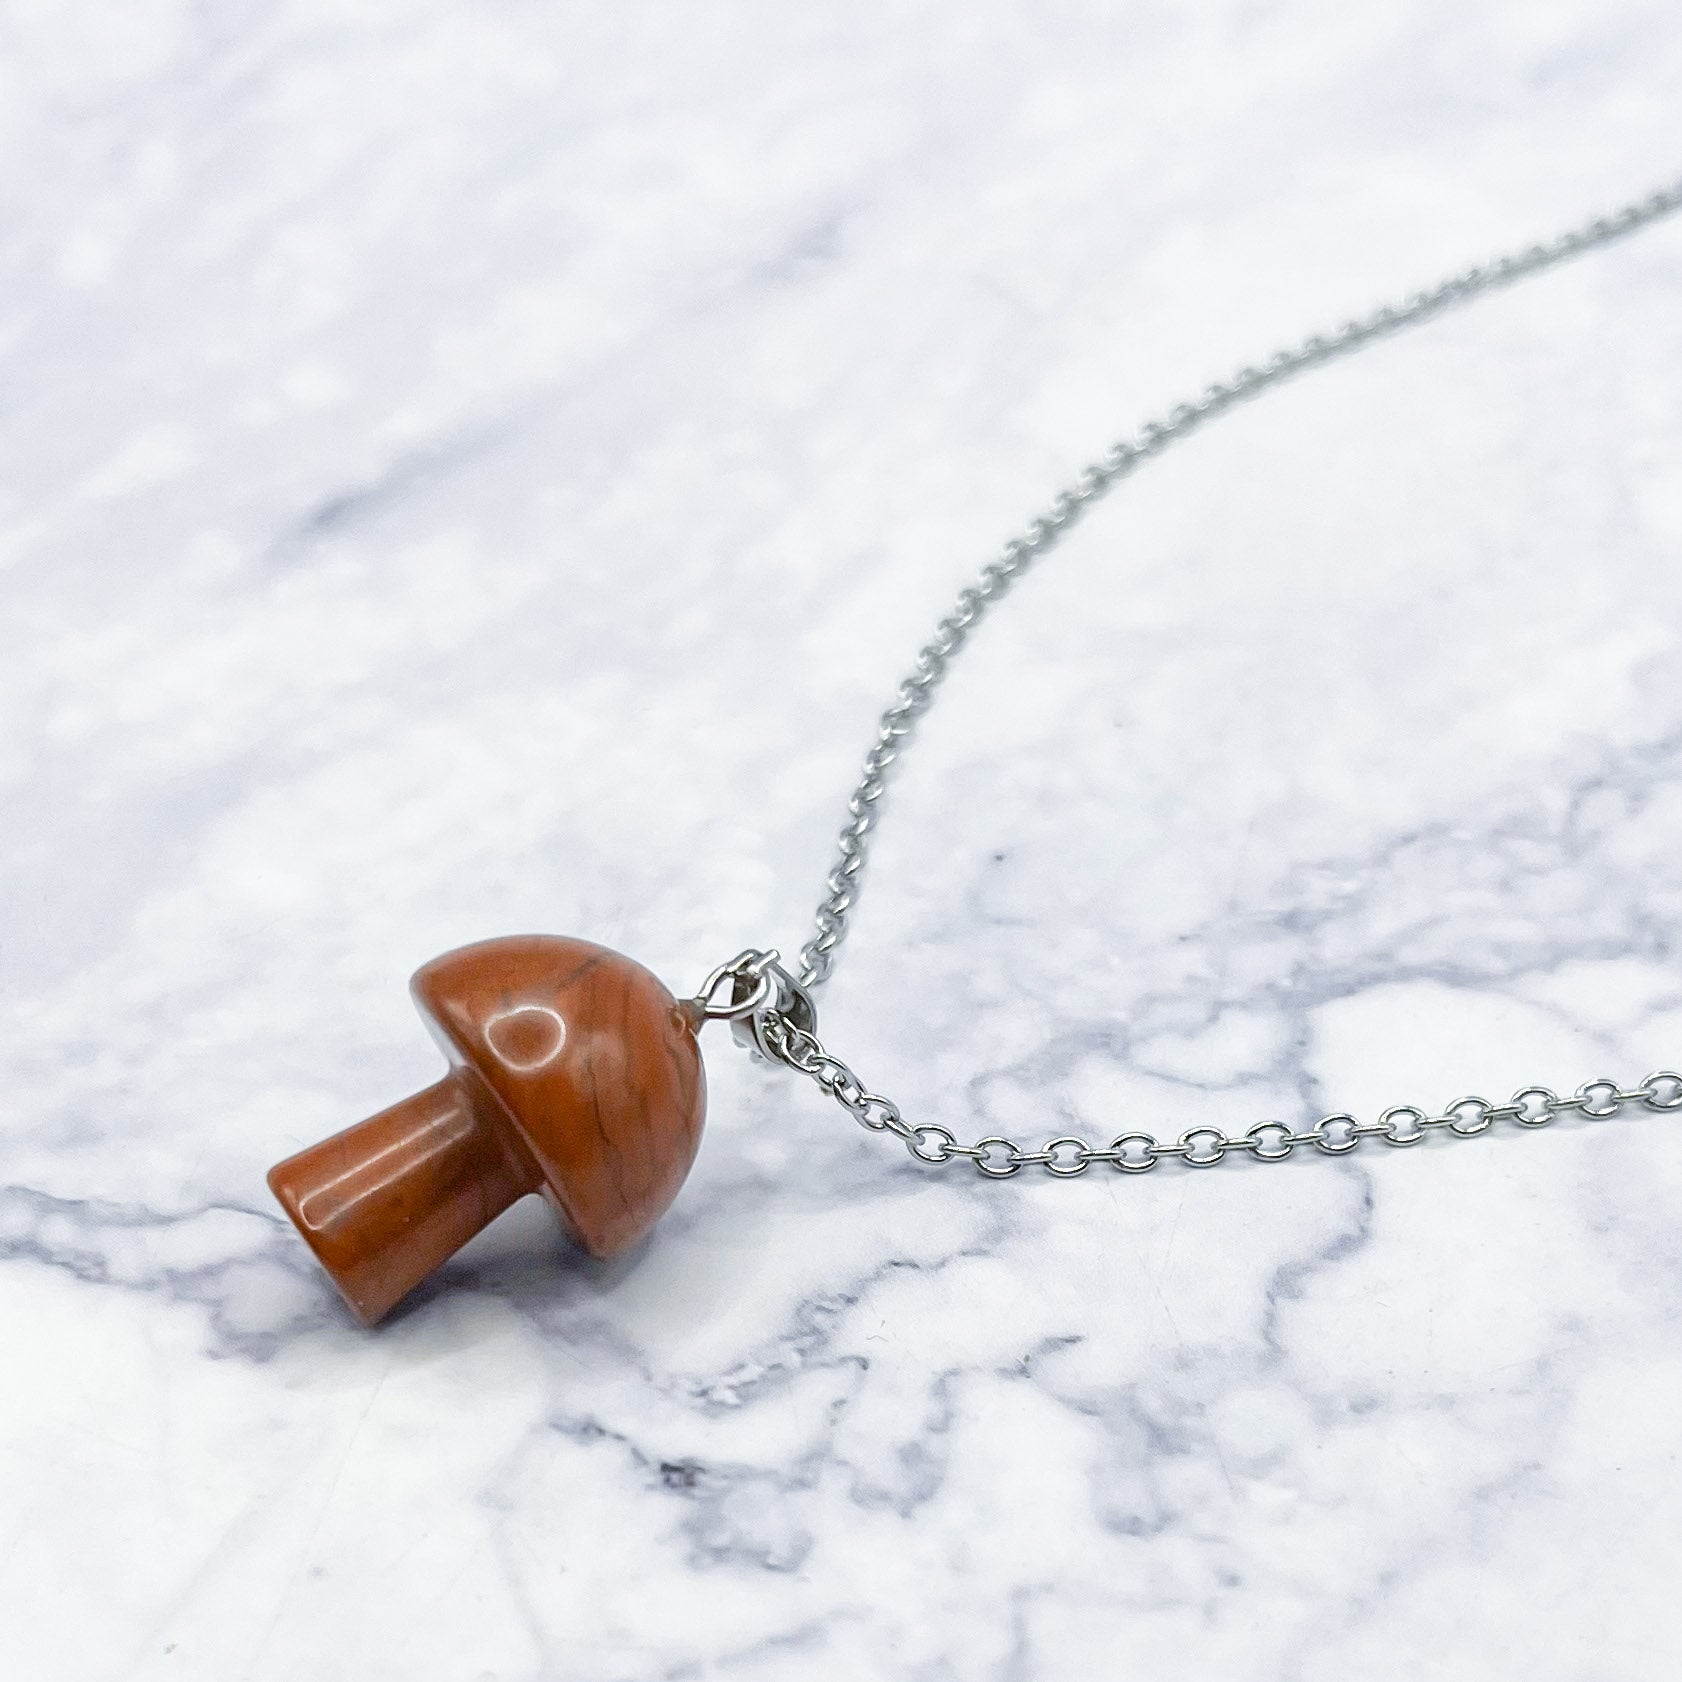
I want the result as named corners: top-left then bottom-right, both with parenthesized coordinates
top-left (4, 2), bottom-right (1682, 1677)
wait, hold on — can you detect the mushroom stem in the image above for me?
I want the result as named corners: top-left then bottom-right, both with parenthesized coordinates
top-left (267, 1076), bottom-right (539, 1325)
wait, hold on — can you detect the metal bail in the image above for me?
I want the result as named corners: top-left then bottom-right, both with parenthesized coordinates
top-left (730, 954), bottom-right (817, 1064)
top-left (686, 949), bottom-right (819, 1064)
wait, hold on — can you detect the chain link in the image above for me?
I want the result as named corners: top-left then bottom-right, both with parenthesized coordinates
top-left (794, 177), bottom-right (1682, 990)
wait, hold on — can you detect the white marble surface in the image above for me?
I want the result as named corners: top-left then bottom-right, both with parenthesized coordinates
top-left (5, 2), bottom-right (1682, 1677)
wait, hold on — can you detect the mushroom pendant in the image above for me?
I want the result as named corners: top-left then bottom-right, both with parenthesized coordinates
top-left (267, 936), bottom-right (708, 1324)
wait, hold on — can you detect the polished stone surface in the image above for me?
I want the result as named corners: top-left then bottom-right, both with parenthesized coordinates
top-left (4, 3), bottom-right (1682, 1678)
top-left (268, 936), bottom-right (706, 1323)
top-left (270, 1072), bottom-right (536, 1327)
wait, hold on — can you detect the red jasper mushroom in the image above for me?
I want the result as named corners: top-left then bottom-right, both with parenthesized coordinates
top-left (267, 935), bottom-right (706, 1324)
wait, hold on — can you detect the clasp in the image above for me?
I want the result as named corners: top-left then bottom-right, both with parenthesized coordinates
top-left (686, 948), bottom-right (817, 1064)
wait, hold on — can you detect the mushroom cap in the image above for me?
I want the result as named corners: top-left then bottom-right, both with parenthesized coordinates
top-left (411, 935), bottom-right (705, 1258)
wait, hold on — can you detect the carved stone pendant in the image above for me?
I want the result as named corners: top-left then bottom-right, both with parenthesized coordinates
top-left (267, 936), bottom-right (706, 1324)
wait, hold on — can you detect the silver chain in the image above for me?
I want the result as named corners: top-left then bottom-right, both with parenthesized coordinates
top-left (694, 177), bottom-right (1682, 1173)
top-left (689, 949), bottom-right (1682, 1173)
top-left (796, 177), bottom-right (1682, 986)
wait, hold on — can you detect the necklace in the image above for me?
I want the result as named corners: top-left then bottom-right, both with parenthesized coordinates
top-left (268, 178), bottom-right (1682, 1325)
